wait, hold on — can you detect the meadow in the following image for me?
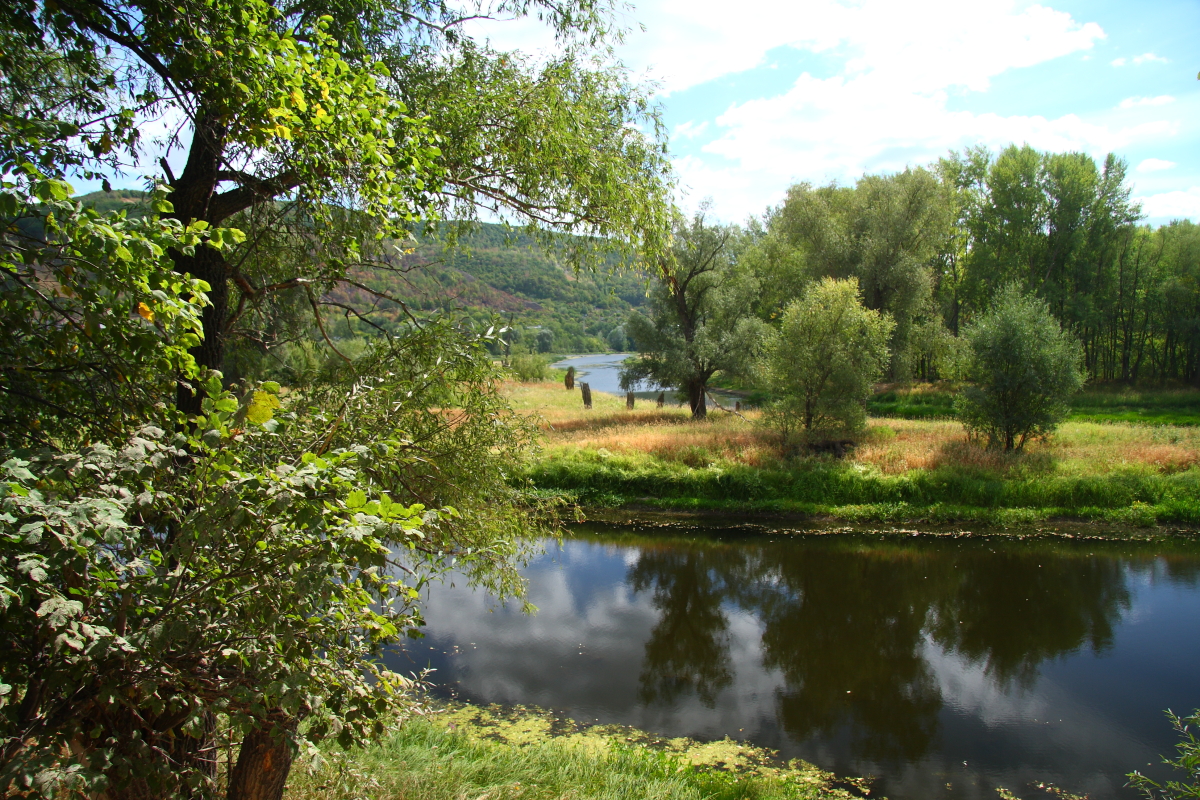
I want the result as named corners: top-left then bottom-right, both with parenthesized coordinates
top-left (508, 380), bottom-right (1200, 526)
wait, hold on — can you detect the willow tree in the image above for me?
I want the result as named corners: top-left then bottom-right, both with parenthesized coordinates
top-left (770, 169), bottom-right (953, 380)
top-left (1, 0), bottom-right (671, 797)
top-left (4, 0), bottom-right (672, 412)
top-left (622, 207), bottom-right (766, 418)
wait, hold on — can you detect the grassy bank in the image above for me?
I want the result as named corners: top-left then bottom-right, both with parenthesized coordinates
top-left (286, 703), bottom-right (866, 800)
top-left (507, 381), bottom-right (1200, 525)
top-left (869, 383), bottom-right (1200, 426)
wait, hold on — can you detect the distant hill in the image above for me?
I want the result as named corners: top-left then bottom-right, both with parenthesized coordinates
top-left (72, 190), bottom-right (644, 353)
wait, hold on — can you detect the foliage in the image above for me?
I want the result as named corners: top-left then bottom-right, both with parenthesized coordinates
top-left (956, 286), bottom-right (1085, 451)
top-left (1128, 710), bottom-right (1200, 800)
top-left (511, 352), bottom-right (549, 382)
top-left (622, 207), bottom-right (766, 418)
top-left (0, 169), bottom-right (223, 448)
top-left (0, 319), bottom-right (542, 797)
top-left (759, 278), bottom-right (894, 437)
top-left (765, 169), bottom-right (953, 380)
top-left (3, 0), bottom-right (672, 405)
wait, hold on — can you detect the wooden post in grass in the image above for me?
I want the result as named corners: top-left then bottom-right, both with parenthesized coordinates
top-left (580, 382), bottom-right (592, 409)
top-left (565, 366), bottom-right (575, 390)
top-left (656, 391), bottom-right (665, 408)
top-left (626, 392), bottom-right (635, 410)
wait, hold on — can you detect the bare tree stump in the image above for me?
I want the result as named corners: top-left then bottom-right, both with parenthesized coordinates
top-left (656, 391), bottom-right (665, 408)
top-left (626, 391), bottom-right (635, 410)
top-left (565, 366), bottom-right (575, 390)
top-left (580, 382), bottom-right (592, 409)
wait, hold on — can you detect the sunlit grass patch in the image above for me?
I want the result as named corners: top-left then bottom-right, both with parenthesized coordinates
top-left (285, 702), bottom-right (863, 800)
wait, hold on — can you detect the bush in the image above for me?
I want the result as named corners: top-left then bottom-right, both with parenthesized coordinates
top-left (759, 278), bottom-right (894, 437)
top-left (956, 285), bottom-right (1085, 451)
top-left (512, 352), bottom-right (549, 382)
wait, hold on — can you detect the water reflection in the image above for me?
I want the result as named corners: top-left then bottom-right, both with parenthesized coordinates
top-left (398, 527), bottom-right (1200, 800)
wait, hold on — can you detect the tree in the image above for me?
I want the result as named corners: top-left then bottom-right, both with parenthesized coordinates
top-left (4, 0), bottom-right (672, 413)
top-left (770, 169), bottom-right (953, 380)
top-left (1, 0), bottom-right (671, 795)
top-left (606, 325), bottom-right (628, 352)
top-left (621, 207), bottom-right (766, 419)
top-left (758, 277), bottom-right (893, 437)
top-left (956, 285), bottom-right (1085, 451)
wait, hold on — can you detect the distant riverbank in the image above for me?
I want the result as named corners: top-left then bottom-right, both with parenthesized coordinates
top-left (506, 380), bottom-right (1200, 527)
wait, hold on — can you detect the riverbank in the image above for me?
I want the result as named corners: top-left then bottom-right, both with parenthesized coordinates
top-left (507, 381), bottom-right (1200, 526)
top-left (284, 702), bottom-right (868, 800)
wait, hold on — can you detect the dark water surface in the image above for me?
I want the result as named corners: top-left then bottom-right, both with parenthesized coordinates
top-left (392, 523), bottom-right (1200, 800)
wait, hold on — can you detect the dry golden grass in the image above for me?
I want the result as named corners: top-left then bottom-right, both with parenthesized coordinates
top-left (502, 381), bottom-right (1200, 477)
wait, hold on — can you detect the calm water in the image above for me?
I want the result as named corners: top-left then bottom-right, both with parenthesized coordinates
top-left (550, 353), bottom-right (652, 395)
top-left (391, 523), bottom-right (1200, 800)
top-left (549, 354), bottom-right (735, 405)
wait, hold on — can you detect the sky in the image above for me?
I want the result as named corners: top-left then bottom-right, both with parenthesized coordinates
top-left (473, 0), bottom-right (1200, 226)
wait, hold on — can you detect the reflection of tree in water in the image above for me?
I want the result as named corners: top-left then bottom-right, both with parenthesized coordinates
top-left (927, 549), bottom-right (1131, 687)
top-left (629, 547), bottom-right (737, 707)
top-left (739, 547), bottom-right (945, 762)
top-left (625, 536), bottom-right (1145, 764)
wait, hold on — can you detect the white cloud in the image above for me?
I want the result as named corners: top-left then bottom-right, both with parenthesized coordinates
top-left (1136, 158), bottom-right (1177, 173)
top-left (1113, 52), bottom-right (1169, 67)
top-left (674, 120), bottom-right (710, 140)
top-left (685, 63), bottom-right (1178, 220)
top-left (615, 0), bottom-right (1104, 96)
top-left (1119, 95), bottom-right (1175, 109)
top-left (1138, 188), bottom-right (1200, 220)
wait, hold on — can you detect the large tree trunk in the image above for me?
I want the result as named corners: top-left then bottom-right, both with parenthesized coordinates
top-left (226, 713), bottom-right (297, 800)
top-left (168, 109), bottom-right (233, 416)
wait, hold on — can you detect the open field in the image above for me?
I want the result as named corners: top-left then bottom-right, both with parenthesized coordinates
top-left (505, 380), bottom-right (1200, 525)
top-left (286, 703), bottom-right (862, 800)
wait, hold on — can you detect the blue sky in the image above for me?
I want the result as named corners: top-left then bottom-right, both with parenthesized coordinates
top-left (585, 0), bottom-right (1200, 225)
top-left (98, 1), bottom-right (1199, 228)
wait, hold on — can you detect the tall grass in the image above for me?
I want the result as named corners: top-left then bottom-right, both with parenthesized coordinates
top-left (285, 712), bottom-right (860, 800)
top-left (503, 383), bottom-right (1200, 525)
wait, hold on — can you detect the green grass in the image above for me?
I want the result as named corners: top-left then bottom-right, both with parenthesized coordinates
top-left (867, 384), bottom-right (1200, 426)
top-left (285, 710), bottom-right (861, 800)
top-left (868, 388), bottom-right (957, 420)
top-left (523, 448), bottom-right (1200, 526)
top-left (1070, 388), bottom-right (1200, 426)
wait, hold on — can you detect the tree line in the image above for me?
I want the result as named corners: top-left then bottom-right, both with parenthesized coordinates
top-left (622, 145), bottom-right (1200, 443)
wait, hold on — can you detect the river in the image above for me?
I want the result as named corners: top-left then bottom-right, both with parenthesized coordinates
top-left (390, 521), bottom-right (1200, 800)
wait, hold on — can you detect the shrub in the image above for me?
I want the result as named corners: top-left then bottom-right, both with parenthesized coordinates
top-left (759, 277), bottom-right (894, 438)
top-left (512, 352), bottom-right (549, 382)
top-left (956, 285), bottom-right (1085, 451)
